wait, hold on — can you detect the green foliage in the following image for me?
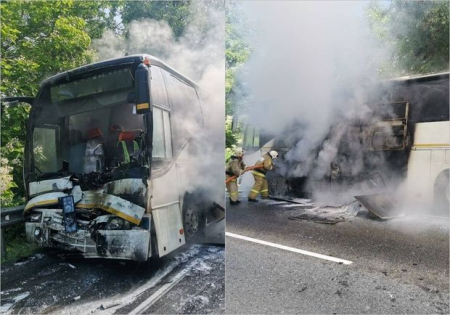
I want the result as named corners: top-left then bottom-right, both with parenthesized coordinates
top-left (225, 116), bottom-right (238, 148)
top-left (2, 225), bottom-right (38, 263)
top-left (121, 1), bottom-right (192, 38)
top-left (367, 0), bottom-right (449, 77)
top-left (1, 0), bottom-right (118, 97)
top-left (1, 103), bottom-right (30, 207)
top-left (225, 2), bottom-right (251, 116)
top-left (0, 0), bottom-right (117, 208)
top-left (225, 3), bottom-right (251, 149)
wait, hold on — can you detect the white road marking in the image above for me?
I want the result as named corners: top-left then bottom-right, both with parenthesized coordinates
top-left (226, 232), bottom-right (353, 265)
top-left (281, 204), bottom-right (312, 208)
top-left (129, 268), bottom-right (190, 315)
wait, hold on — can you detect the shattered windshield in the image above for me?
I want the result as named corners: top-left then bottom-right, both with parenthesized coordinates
top-left (32, 67), bottom-right (146, 174)
top-left (50, 68), bottom-right (133, 102)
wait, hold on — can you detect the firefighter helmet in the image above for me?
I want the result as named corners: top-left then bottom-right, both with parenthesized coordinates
top-left (269, 150), bottom-right (278, 159)
top-left (234, 147), bottom-right (244, 158)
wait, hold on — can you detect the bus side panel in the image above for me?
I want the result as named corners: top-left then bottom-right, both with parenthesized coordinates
top-left (407, 150), bottom-right (432, 204)
top-left (152, 204), bottom-right (185, 257)
top-left (151, 165), bottom-right (185, 257)
top-left (407, 121), bottom-right (450, 206)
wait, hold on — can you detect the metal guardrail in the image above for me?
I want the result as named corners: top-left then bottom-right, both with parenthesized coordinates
top-left (1, 205), bottom-right (25, 228)
top-left (1, 205), bottom-right (26, 258)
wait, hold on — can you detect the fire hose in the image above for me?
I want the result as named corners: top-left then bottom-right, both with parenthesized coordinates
top-left (225, 165), bottom-right (264, 184)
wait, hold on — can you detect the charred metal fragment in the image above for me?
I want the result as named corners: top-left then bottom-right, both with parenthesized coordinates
top-left (354, 193), bottom-right (402, 219)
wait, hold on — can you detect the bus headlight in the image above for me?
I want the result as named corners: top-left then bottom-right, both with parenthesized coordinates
top-left (34, 227), bottom-right (42, 237)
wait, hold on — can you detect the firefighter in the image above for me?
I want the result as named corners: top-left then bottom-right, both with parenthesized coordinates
top-left (248, 150), bottom-right (278, 202)
top-left (226, 147), bottom-right (246, 205)
top-left (83, 127), bottom-right (104, 173)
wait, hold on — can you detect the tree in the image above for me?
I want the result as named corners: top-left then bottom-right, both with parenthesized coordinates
top-left (0, 0), bottom-right (117, 206)
top-left (225, 3), bottom-right (251, 149)
top-left (121, 1), bottom-right (192, 38)
top-left (367, 0), bottom-right (449, 77)
top-left (1, 0), bottom-right (119, 97)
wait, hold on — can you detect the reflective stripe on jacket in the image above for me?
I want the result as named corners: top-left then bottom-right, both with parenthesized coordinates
top-left (118, 140), bottom-right (139, 163)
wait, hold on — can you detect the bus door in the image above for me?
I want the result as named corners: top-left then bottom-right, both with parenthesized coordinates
top-left (149, 66), bottom-right (185, 257)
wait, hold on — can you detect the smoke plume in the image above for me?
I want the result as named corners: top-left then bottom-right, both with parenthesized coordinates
top-left (237, 1), bottom-right (395, 200)
top-left (93, 1), bottom-right (225, 203)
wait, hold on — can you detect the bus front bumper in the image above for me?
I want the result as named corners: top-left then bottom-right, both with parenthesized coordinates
top-left (25, 220), bottom-right (151, 261)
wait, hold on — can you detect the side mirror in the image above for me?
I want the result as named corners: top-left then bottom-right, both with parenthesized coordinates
top-left (135, 63), bottom-right (151, 114)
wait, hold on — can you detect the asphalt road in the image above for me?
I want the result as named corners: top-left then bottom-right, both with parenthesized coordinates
top-left (1, 244), bottom-right (224, 314)
top-left (225, 196), bottom-right (449, 314)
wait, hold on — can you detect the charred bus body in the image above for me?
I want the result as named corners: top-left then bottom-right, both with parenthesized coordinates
top-left (16, 54), bottom-right (223, 260)
top-left (247, 72), bottom-right (449, 215)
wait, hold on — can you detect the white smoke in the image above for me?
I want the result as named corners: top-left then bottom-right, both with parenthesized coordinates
top-left (236, 1), bottom-right (394, 198)
top-left (93, 1), bottom-right (225, 203)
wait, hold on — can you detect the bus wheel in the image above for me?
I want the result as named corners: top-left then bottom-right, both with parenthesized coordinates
top-left (433, 169), bottom-right (449, 216)
top-left (182, 193), bottom-right (205, 239)
top-left (183, 206), bottom-right (199, 238)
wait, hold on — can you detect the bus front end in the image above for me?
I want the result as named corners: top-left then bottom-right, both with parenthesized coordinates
top-left (23, 57), bottom-right (155, 260)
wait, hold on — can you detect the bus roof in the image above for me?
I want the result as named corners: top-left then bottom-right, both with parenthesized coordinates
top-left (40, 54), bottom-right (198, 88)
top-left (387, 71), bottom-right (449, 84)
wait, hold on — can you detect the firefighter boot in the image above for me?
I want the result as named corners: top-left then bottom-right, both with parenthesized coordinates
top-left (229, 198), bottom-right (240, 206)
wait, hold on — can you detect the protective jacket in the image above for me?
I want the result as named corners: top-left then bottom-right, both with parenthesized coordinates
top-left (84, 138), bottom-right (104, 173)
top-left (226, 156), bottom-right (246, 177)
top-left (252, 153), bottom-right (273, 175)
top-left (226, 156), bottom-right (245, 202)
top-left (249, 152), bottom-right (274, 199)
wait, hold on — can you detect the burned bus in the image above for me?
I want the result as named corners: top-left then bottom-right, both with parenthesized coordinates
top-left (244, 72), bottom-right (449, 216)
top-left (6, 54), bottom-right (224, 260)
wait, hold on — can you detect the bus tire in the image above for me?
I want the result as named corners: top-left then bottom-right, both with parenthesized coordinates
top-left (433, 169), bottom-right (449, 216)
top-left (182, 192), bottom-right (205, 240)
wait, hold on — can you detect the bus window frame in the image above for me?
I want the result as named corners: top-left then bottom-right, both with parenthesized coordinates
top-left (152, 104), bottom-right (173, 161)
top-left (32, 124), bottom-right (61, 173)
top-left (368, 101), bottom-right (409, 151)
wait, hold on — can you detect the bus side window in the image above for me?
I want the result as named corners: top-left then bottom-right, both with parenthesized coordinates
top-left (244, 126), bottom-right (260, 150)
top-left (151, 66), bottom-right (169, 107)
top-left (150, 66), bottom-right (172, 161)
top-left (161, 69), bottom-right (202, 154)
top-left (33, 126), bottom-right (60, 172)
top-left (152, 107), bottom-right (172, 159)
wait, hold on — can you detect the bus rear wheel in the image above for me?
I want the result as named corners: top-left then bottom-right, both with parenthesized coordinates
top-left (182, 192), bottom-right (205, 240)
top-left (183, 206), bottom-right (199, 237)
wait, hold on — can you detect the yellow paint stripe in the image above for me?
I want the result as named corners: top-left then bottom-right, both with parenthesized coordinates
top-left (101, 206), bottom-right (140, 225)
top-left (25, 199), bottom-right (59, 211)
top-left (137, 103), bottom-right (149, 110)
top-left (252, 171), bottom-right (265, 178)
top-left (77, 203), bottom-right (140, 225)
top-left (413, 143), bottom-right (450, 148)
